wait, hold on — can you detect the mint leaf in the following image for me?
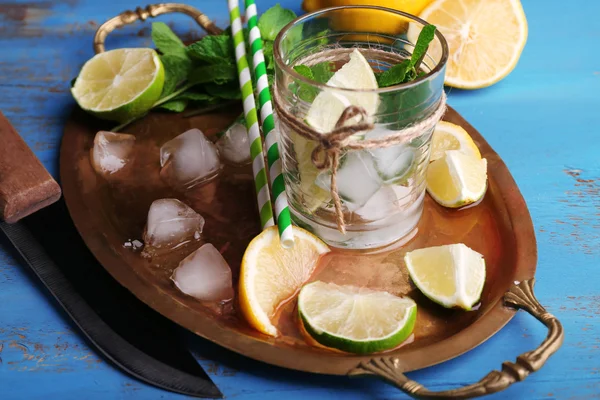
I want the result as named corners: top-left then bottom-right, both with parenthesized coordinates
top-left (158, 99), bottom-right (188, 112)
top-left (292, 62), bottom-right (333, 83)
top-left (310, 62), bottom-right (334, 83)
top-left (152, 22), bottom-right (186, 57)
top-left (263, 40), bottom-right (274, 71)
top-left (410, 25), bottom-right (436, 68)
top-left (374, 25), bottom-right (436, 88)
top-left (375, 59), bottom-right (411, 88)
top-left (290, 62), bottom-right (334, 102)
top-left (258, 4), bottom-right (296, 41)
top-left (205, 82), bottom-right (242, 100)
top-left (187, 34), bottom-right (234, 64)
top-left (175, 91), bottom-right (216, 102)
top-left (293, 65), bottom-right (314, 80)
top-left (160, 53), bottom-right (192, 95)
top-left (292, 65), bottom-right (318, 103)
top-left (188, 64), bottom-right (237, 85)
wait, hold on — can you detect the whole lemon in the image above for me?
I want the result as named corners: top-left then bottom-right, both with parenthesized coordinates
top-left (303, 0), bottom-right (434, 34)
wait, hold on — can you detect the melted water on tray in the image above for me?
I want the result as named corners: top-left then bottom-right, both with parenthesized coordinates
top-left (83, 108), bottom-right (515, 353)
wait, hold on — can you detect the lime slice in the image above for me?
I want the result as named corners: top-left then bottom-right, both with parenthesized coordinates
top-left (426, 150), bottom-right (487, 208)
top-left (71, 48), bottom-right (165, 123)
top-left (239, 226), bottom-right (330, 337)
top-left (297, 49), bottom-right (379, 210)
top-left (404, 243), bottom-right (485, 310)
top-left (306, 48), bottom-right (379, 133)
top-left (298, 281), bottom-right (417, 354)
top-left (292, 131), bottom-right (332, 211)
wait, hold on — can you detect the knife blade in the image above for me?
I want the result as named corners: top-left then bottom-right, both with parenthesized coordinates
top-left (0, 111), bottom-right (222, 398)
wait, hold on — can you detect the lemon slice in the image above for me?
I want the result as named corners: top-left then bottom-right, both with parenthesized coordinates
top-left (298, 281), bottom-right (417, 354)
top-left (404, 243), bottom-right (485, 309)
top-left (409, 0), bottom-right (527, 89)
top-left (305, 48), bottom-right (379, 133)
top-left (430, 121), bottom-right (481, 162)
top-left (239, 226), bottom-right (330, 336)
top-left (426, 150), bottom-right (487, 208)
top-left (72, 48), bottom-right (165, 123)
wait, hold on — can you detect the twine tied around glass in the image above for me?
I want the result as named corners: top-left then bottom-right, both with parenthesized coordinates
top-left (272, 88), bottom-right (447, 234)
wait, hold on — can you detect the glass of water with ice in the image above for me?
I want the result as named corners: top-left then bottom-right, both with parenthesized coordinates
top-left (273, 6), bottom-right (448, 249)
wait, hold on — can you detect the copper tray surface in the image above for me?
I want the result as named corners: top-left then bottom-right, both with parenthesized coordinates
top-left (60, 106), bottom-right (537, 377)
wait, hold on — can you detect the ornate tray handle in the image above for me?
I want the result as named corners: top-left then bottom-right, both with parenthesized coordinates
top-left (94, 3), bottom-right (222, 54)
top-left (349, 279), bottom-right (564, 399)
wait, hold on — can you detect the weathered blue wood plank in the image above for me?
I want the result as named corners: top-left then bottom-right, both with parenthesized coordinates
top-left (1, 0), bottom-right (599, 399)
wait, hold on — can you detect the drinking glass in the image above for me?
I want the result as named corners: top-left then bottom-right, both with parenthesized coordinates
top-left (274, 6), bottom-right (448, 249)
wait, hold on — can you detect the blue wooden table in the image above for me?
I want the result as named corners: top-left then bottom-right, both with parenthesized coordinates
top-left (1, 0), bottom-right (598, 398)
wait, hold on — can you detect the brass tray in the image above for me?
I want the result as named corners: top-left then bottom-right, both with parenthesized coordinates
top-left (59, 4), bottom-right (563, 398)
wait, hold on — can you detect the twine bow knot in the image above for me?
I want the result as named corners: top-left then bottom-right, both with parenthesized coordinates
top-left (273, 87), bottom-right (447, 234)
top-left (309, 106), bottom-right (374, 171)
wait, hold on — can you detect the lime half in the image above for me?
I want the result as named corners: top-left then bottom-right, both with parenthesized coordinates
top-left (404, 243), bottom-right (486, 310)
top-left (71, 48), bottom-right (165, 123)
top-left (298, 281), bottom-right (417, 354)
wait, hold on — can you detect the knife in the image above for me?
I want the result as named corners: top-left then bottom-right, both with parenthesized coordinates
top-left (0, 111), bottom-right (222, 398)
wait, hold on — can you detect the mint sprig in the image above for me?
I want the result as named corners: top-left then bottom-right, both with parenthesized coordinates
top-left (289, 25), bottom-right (436, 93)
top-left (375, 25), bottom-right (437, 88)
top-left (110, 5), bottom-right (297, 131)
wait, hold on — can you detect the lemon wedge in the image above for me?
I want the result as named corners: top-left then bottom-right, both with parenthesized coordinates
top-left (426, 150), bottom-right (487, 208)
top-left (239, 226), bottom-right (330, 336)
top-left (430, 121), bottom-right (481, 162)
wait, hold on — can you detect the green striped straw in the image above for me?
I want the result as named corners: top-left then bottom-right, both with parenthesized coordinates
top-left (228, 0), bottom-right (275, 230)
top-left (244, 0), bottom-right (294, 248)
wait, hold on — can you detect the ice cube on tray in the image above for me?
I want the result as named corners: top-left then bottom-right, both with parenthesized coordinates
top-left (216, 122), bottom-right (251, 165)
top-left (171, 243), bottom-right (234, 302)
top-left (142, 199), bottom-right (204, 253)
top-left (160, 129), bottom-right (221, 189)
top-left (91, 131), bottom-right (135, 175)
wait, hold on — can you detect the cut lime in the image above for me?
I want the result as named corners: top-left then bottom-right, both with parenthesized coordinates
top-left (297, 48), bottom-right (379, 211)
top-left (292, 131), bottom-right (332, 211)
top-left (71, 48), bottom-right (165, 123)
top-left (306, 48), bottom-right (379, 133)
top-left (298, 281), bottom-right (417, 354)
top-left (404, 243), bottom-right (485, 310)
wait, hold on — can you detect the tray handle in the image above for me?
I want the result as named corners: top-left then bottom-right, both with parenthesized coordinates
top-left (348, 279), bottom-right (564, 399)
top-left (93, 3), bottom-right (222, 54)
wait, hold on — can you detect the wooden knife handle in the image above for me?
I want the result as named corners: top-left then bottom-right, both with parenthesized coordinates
top-left (0, 112), bottom-right (61, 223)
